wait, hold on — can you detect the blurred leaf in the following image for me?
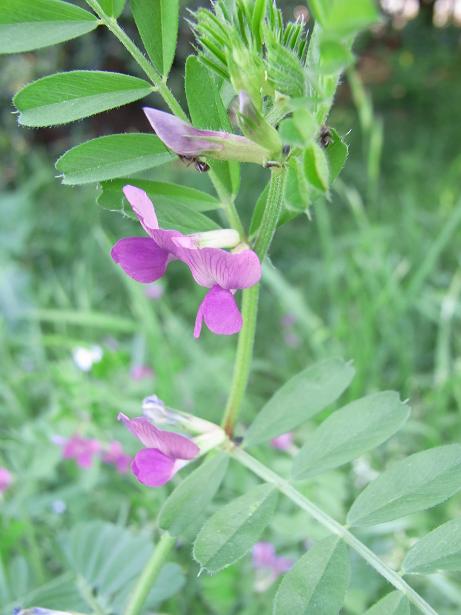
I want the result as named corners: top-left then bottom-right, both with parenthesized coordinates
top-left (99, 178), bottom-right (221, 212)
top-left (304, 142), bottom-right (330, 192)
top-left (249, 182), bottom-right (269, 237)
top-left (0, 0), bottom-right (98, 55)
top-left (308, 0), bottom-right (379, 35)
top-left (56, 134), bottom-right (174, 184)
top-left (319, 39), bottom-right (354, 74)
top-left (363, 591), bottom-right (410, 615)
top-left (99, 0), bottom-right (126, 17)
top-left (185, 56), bottom-right (240, 199)
top-left (60, 521), bottom-right (184, 611)
top-left (325, 128), bottom-right (349, 182)
top-left (348, 444), bottom-right (461, 526)
top-left (284, 158), bottom-right (310, 212)
top-left (14, 71), bottom-right (152, 127)
top-left (293, 392), bottom-right (410, 479)
top-left (193, 483), bottom-right (278, 573)
top-left (245, 359), bottom-right (355, 446)
top-left (273, 536), bottom-right (350, 615)
top-left (98, 181), bottom-right (220, 233)
top-left (279, 109), bottom-right (316, 147)
top-left (402, 518), bottom-right (461, 574)
top-left (159, 453), bottom-right (229, 537)
top-left (131, 0), bottom-right (179, 77)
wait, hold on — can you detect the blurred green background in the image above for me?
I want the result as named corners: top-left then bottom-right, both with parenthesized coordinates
top-left (1, 1), bottom-right (461, 613)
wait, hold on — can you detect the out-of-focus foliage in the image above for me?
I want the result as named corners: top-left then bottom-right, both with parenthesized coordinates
top-left (1, 2), bottom-right (461, 614)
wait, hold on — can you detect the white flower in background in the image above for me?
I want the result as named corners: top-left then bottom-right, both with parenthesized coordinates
top-left (72, 345), bottom-right (103, 372)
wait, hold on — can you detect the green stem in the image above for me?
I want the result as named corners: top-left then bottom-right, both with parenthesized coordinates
top-left (125, 532), bottom-right (175, 615)
top-left (232, 448), bottom-right (438, 615)
top-left (221, 168), bottom-right (286, 435)
top-left (84, 0), bottom-right (187, 120)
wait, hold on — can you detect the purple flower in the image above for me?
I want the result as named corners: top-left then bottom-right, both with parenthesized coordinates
top-left (131, 364), bottom-right (155, 381)
top-left (271, 432), bottom-right (294, 451)
top-left (0, 467), bottom-right (12, 493)
top-left (111, 186), bottom-right (261, 337)
top-left (102, 441), bottom-right (132, 474)
top-left (61, 435), bottom-right (101, 469)
top-left (252, 542), bottom-right (293, 591)
top-left (143, 107), bottom-right (271, 164)
top-left (118, 412), bottom-right (199, 487)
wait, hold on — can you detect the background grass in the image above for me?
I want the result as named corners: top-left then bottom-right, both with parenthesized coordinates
top-left (1, 3), bottom-right (461, 614)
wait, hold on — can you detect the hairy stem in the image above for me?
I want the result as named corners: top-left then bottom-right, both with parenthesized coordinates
top-left (84, 0), bottom-right (187, 120)
top-left (221, 168), bottom-right (286, 435)
top-left (232, 447), bottom-right (438, 615)
top-left (125, 532), bottom-right (175, 615)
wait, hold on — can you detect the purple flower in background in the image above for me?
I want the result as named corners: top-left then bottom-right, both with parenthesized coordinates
top-left (118, 412), bottom-right (199, 487)
top-left (61, 435), bottom-right (101, 469)
top-left (131, 364), bottom-right (155, 381)
top-left (271, 432), bottom-right (294, 451)
top-left (252, 542), bottom-right (293, 591)
top-left (143, 107), bottom-right (270, 164)
top-left (111, 186), bottom-right (261, 337)
top-left (0, 467), bottom-right (12, 493)
top-left (145, 281), bottom-right (164, 300)
top-left (102, 441), bottom-right (132, 474)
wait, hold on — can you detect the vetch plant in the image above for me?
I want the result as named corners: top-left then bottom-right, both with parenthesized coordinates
top-left (4, 0), bottom-right (461, 614)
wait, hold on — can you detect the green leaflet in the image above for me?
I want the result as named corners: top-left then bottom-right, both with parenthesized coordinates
top-left (273, 536), bottom-right (350, 615)
top-left (56, 134), bottom-right (174, 185)
top-left (293, 391), bottom-right (410, 479)
top-left (245, 359), bottom-right (355, 446)
top-left (131, 0), bottom-right (179, 77)
top-left (363, 591), bottom-right (410, 615)
top-left (402, 518), bottom-right (461, 574)
top-left (348, 444), bottom-right (461, 526)
top-left (14, 71), bottom-right (152, 127)
top-left (158, 453), bottom-right (229, 538)
top-left (193, 483), bottom-right (278, 573)
top-left (0, 0), bottom-right (98, 55)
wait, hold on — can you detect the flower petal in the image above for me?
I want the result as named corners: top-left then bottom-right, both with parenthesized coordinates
top-left (118, 413), bottom-right (199, 460)
top-left (111, 237), bottom-right (170, 283)
top-left (179, 247), bottom-right (262, 290)
top-left (194, 286), bottom-right (242, 338)
top-left (143, 107), bottom-right (223, 156)
top-left (123, 185), bottom-right (159, 235)
top-left (131, 448), bottom-right (176, 487)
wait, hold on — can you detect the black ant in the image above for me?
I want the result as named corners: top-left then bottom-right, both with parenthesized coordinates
top-left (319, 125), bottom-right (333, 148)
top-left (178, 155), bottom-right (210, 173)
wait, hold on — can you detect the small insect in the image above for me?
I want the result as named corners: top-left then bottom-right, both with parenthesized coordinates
top-left (319, 125), bottom-right (333, 148)
top-left (263, 160), bottom-right (283, 169)
top-left (178, 154), bottom-right (210, 173)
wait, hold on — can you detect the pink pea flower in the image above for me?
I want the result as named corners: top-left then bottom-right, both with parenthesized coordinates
top-left (102, 441), bottom-right (132, 474)
top-left (252, 542), bottom-right (293, 591)
top-left (143, 107), bottom-right (270, 165)
top-left (271, 432), bottom-right (294, 451)
top-left (131, 364), bottom-right (155, 381)
top-left (0, 467), bottom-right (13, 493)
top-left (118, 412), bottom-right (199, 487)
top-left (111, 186), bottom-right (261, 337)
top-left (61, 435), bottom-right (101, 469)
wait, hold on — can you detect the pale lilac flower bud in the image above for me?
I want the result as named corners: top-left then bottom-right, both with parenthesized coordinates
top-left (0, 467), bottom-right (13, 494)
top-left (271, 432), bottom-right (294, 451)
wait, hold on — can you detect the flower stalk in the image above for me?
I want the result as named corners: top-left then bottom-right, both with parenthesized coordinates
top-left (221, 167), bottom-right (287, 436)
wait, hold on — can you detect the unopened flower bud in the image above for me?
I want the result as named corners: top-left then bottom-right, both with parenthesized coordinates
top-left (238, 92), bottom-right (282, 156)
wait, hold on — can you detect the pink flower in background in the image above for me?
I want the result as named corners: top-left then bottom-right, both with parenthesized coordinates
top-left (271, 432), bottom-right (294, 451)
top-left (252, 542), bottom-right (293, 591)
top-left (118, 412), bottom-right (199, 487)
top-left (145, 281), bottom-right (164, 300)
top-left (102, 441), bottom-right (132, 474)
top-left (0, 467), bottom-right (13, 493)
top-left (111, 186), bottom-right (261, 337)
top-left (61, 435), bottom-right (101, 469)
top-left (130, 365), bottom-right (155, 381)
